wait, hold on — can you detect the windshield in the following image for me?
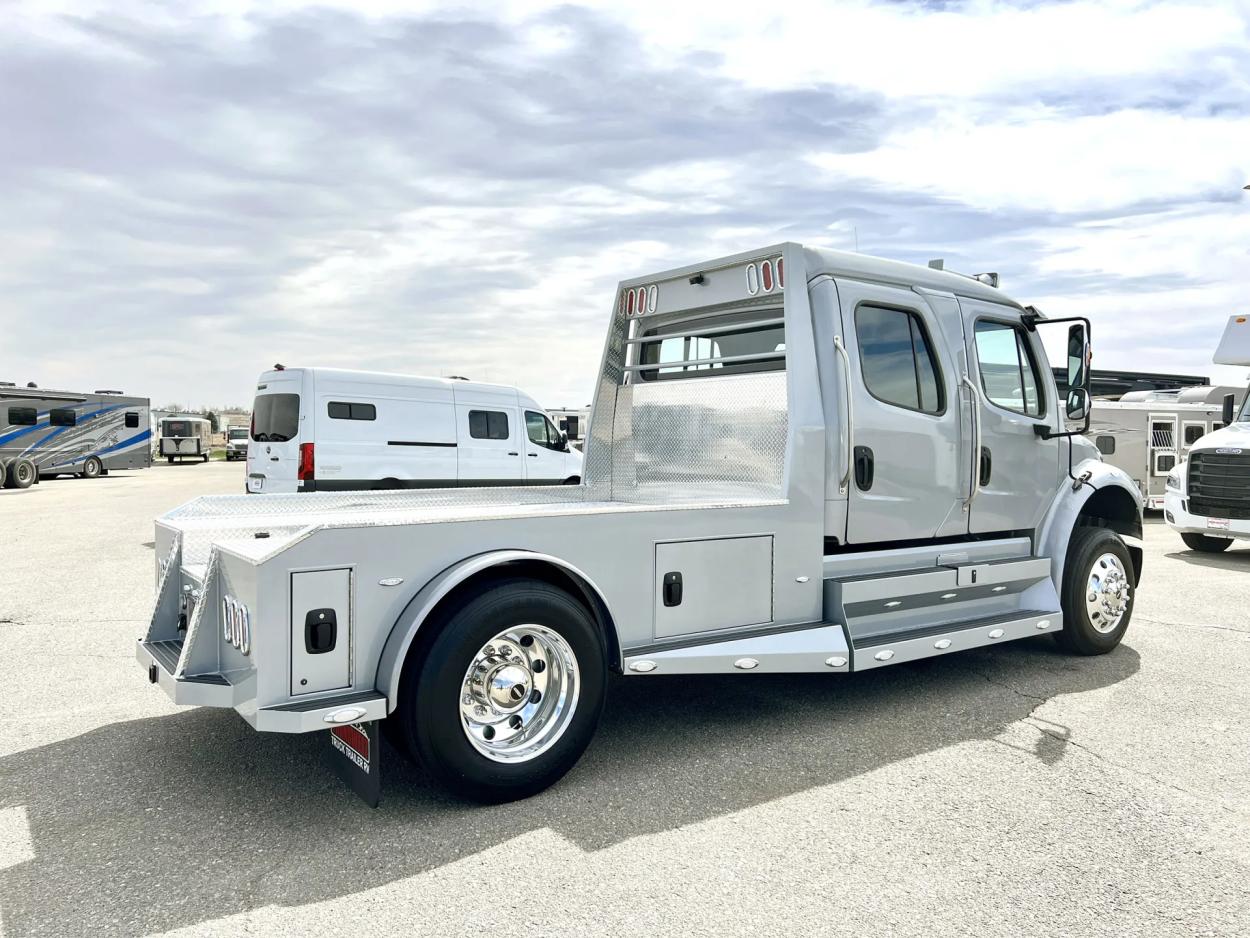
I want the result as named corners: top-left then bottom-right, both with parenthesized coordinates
top-left (228, 428), bottom-right (248, 440)
top-left (162, 420), bottom-right (192, 438)
top-left (1236, 389), bottom-right (1250, 423)
top-left (251, 393), bottom-right (300, 442)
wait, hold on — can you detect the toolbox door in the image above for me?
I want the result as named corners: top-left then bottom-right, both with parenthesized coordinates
top-left (653, 536), bottom-right (773, 639)
top-left (290, 568), bottom-right (351, 696)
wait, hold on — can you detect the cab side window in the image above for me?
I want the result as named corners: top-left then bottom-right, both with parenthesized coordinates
top-left (974, 320), bottom-right (1045, 417)
top-left (525, 411), bottom-right (561, 449)
top-left (854, 305), bottom-right (944, 414)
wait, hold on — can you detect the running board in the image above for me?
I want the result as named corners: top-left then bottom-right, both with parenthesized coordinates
top-left (851, 610), bottom-right (1061, 671)
top-left (623, 623), bottom-right (851, 675)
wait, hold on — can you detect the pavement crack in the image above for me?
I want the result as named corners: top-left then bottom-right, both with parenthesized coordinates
top-left (1136, 614), bottom-right (1250, 636)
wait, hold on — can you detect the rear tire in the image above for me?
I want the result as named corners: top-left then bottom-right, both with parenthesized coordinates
top-left (9, 458), bottom-right (35, 489)
top-left (202, 453), bottom-right (209, 463)
top-left (167, 456), bottom-right (174, 464)
top-left (1180, 532), bottom-right (1232, 553)
top-left (394, 578), bottom-right (607, 803)
top-left (1055, 525), bottom-right (1135, 656)
top-left (0, 462), bottom-right (7, 489)
top-left (81, 456), bottom-right (102, 479)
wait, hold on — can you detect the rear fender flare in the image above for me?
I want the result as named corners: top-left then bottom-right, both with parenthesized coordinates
top-left (375, 550), bottom-right (617, 713)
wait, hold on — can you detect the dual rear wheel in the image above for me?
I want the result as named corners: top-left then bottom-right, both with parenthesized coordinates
top-left (1, 458), bottom-right (36, 489)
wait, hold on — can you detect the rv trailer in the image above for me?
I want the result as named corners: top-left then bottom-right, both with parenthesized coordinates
top-left (137, 243), bottom-right (1143, 805)
top-left (1088, 385), bottom-right (1244, 510)
top-left (0, 384), bottom-right (150, 487)
top-left (159, 415), bottom-right (212, 464)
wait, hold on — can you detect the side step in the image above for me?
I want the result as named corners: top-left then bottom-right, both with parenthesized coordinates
top-left (623, 622), bottom-right (850, 675)
top-left (254, 691), bottom-right (389, 733)
top-left (851, 609), bottom-right (1061, 670)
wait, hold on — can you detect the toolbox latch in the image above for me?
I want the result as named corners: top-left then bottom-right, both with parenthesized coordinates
top-left (305, 609), bottom-right (338, 655)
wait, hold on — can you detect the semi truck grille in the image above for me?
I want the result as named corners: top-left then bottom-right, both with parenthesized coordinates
top-left (1188, 452), bottom-right (1250, 519)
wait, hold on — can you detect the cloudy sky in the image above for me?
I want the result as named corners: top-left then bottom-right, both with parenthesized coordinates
top-left (1, 0), bottom-right (1248, 411)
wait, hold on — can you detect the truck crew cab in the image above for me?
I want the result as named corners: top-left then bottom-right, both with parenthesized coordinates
top-left (1165, 314), bottom-right (1250, 551)
top-left (138, 244), bottom-right (1143, 803)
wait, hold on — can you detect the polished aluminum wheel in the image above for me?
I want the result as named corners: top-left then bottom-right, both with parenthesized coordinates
top-left (1086, 552), bottom-right (1130, 633)
top-left (459, 624), bottom-right (579, 763)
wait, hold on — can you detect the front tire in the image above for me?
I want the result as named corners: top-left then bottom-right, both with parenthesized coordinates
top-left (1055, 526), bottom-right (1135, 656)
top-left (81, 456), bottom-right (102, 479)
top-left (1181, 532), bottom-right (1232, 553)
top-left (394, 578), bottom-right (607, 803)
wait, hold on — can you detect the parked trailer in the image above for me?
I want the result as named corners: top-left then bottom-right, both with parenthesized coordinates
top-left (138, 243), bottom-right (1142, 805)
top-left (1088, 385), bottom-right (1244, 510)
top-left (159, 416), bottom-right (212, 463)
top-left (1166, 315), bottom-right (1250, 551)
top-left (0, 385), bottom-right (150, 487)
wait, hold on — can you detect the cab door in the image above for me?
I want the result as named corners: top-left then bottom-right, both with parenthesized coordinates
top-left (836, 279), bottom-right (967, 544)
top-left (959, 300), bottom-right (1061, 533)
top-left (522, 410), bottom-right (570, 483)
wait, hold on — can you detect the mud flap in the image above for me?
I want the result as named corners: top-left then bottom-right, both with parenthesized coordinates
top-left (328, 721), bottom-right (381, 808)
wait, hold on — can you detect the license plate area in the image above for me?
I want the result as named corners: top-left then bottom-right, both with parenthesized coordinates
top-left (1207, 517), bottom-right (1230, 530)
top-left (248, 474), bottom-right (265, 492)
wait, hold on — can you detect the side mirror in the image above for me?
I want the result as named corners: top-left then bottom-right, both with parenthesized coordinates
top-left (1066, 387), bottom-right (1090, 422)
top-left (1223, 393), bottom-right (1235, 426)
top-left (558, 430), bottom-right (569, 451)
top-left (1066, 323), bottom-right (1089, 392)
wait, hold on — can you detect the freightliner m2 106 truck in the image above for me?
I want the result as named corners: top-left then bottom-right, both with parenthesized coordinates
top-left (138, 244), bottom-right (1143, 804)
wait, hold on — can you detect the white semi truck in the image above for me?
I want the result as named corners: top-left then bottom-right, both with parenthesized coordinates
top-left (137, 244), bottom-right (1143, 805)
top-left (1165, 314), bottom-right (1250, 551)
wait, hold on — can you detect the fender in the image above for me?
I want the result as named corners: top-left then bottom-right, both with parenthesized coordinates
top-left (375, 550), bottom-right (617, 712)
top-left (1037, 455), bottom-right (1144, 591)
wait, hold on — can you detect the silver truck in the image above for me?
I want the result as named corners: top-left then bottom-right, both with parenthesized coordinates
top-left (137, 243), bottom-right (1143, 804)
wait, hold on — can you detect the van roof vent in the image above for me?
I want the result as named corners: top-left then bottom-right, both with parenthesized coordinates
top-left (94, 389), bottom-right (123, 395)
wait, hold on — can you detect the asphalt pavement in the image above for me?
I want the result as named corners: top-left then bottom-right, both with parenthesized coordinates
top-left (1, 462), bottom-right (1247, 937)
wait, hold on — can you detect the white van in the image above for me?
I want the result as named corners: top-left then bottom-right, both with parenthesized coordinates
top-left (245, 367), bottom-right (583, 494)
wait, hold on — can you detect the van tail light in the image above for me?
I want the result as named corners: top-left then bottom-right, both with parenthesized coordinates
top-left (298, 442), bottom-right (315, 481)
top-left (250, 412), bottom-right (256, 438)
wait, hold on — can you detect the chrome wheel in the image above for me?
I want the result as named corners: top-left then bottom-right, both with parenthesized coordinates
top-left (459, 624), bottom-right (579, 763)
top-left (1086, 552), bottom-right (1130, 633)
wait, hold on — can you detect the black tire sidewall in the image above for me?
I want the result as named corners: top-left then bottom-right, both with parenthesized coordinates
top-left (83, 457), bottom-right (101, 478)
top-left (1181, 532), bottom-right (1231, 553)
top-left (400, 580), bottom-right (607, 802)
top-left (13, 459), bottom-right (34, 488)
top-left (1060, 526), bottom-right (1134, 654)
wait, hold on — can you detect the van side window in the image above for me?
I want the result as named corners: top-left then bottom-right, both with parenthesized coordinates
top-left (125, 412), bottom-right (140, 429)
top-left (974, 320), bottom-right (1045, 417)
top-left (854, 305), bottom-right (944, 414)
top-left (7, 407), bottom-right (37, 426)
top-left (50, 408), bottom-right (77, 427)
top-left (327, 402), bottom-right (377, 421)
top-left (469, 410), bottom-right (509, 440)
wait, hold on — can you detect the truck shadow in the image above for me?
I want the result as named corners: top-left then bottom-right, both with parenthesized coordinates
top-left (0, 639), bottom-right (1139, 937)
top-left (1164, 548), bottom-right (1250, 571)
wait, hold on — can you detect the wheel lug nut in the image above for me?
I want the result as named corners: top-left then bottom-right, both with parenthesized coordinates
top-left (500, 645), bottom-right (513, 656)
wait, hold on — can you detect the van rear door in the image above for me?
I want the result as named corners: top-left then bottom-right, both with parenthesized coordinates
top-left (247, 375), bottom-right (304, 493)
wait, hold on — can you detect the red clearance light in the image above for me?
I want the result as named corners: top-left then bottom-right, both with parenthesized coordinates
top-left (298, 442), bottom-right (315, 481)
top-left (776, 257), bottom-right (785, 288)
top-left (626, 289), bottom-right (635, 316)
top-left (761, 260), bottom-right (774, 292)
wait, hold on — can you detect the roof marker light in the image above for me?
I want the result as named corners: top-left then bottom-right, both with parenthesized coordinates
top-left (776, 257), bottom-right (785, 289)
top-left (626, 289), bottom-right (635, 316)
top-left (761, 259), bottom-right (774, 293)
top-left (745, 263), bottom-right (759, 295)
top-left (647, 284), bottom-right (657, 313)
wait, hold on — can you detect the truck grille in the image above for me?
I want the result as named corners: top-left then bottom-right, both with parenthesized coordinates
top-left (1188, 452), bottom-right (1250, 519)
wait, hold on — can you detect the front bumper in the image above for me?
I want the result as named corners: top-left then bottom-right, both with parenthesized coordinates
top-left (1163, 490), bottom-right (1250, 539)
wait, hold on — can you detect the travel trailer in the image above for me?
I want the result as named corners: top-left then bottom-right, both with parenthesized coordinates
top-left (0, 384), bottom-right (150, 487)
top-left (1087, 386), bottom-right (1243, 510)
top-left (138, 244), bottom-right (1141, 805)
top-left (549, 407), bottom-right (591, 449)
top-left (159, 415), bottom-right (212, 463)
top-left (245, 368), bottom-right (583, 494)
top-left (1165, 315), bottom-right (1250, 550)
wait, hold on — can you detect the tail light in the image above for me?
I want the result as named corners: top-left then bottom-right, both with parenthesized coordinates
top-left (298, 442), bottom-right (315, 481)
top-left (250, 412), bottom-right (256, 439)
